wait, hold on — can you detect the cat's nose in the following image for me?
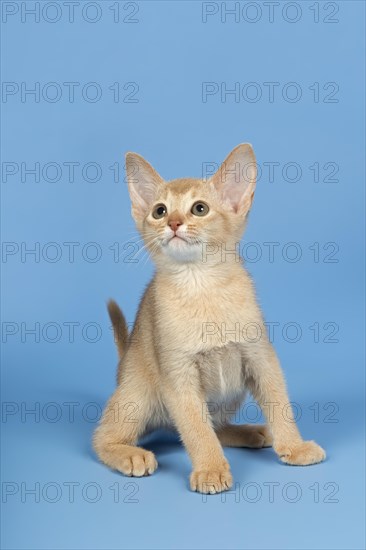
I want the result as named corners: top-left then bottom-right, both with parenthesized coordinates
top-left (168, 220), bottom-right (182, 232)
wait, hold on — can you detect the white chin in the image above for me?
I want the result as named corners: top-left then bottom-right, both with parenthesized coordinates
top-left (164, 239), bottom-right (202, 263)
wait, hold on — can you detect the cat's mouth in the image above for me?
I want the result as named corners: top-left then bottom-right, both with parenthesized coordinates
top-left (159, 233), bottom-right (203, 262)
top-left (162, 233), bottom-right (190, 245)
top-left (160, 233), bottom-right (201, 253)
top-left (170, 235), bottom-right (187, 243)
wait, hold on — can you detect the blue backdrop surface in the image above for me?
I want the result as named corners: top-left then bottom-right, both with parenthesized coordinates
top-left (1, 1), bottom-right (365, 549)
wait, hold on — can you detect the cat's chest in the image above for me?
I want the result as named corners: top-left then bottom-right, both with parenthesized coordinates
top-left (157, 277), bottom-right (257, 353)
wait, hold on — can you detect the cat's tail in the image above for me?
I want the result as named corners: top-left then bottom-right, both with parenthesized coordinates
top-left (107, 300), bottom-right (128, 359)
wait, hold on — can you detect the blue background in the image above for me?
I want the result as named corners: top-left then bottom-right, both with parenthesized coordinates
top-left (1, 1), bottom-right (365, 549)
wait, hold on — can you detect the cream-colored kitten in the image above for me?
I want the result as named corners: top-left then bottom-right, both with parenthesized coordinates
top-left (94, 144), bottom-right (325, 494)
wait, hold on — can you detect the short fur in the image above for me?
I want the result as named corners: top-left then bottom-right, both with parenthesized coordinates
top-left (93, 144), bottom-right (325, 494)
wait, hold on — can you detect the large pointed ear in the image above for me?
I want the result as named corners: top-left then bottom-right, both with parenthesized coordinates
top-left (125, 153), bottom-right (164, 220)
top-left (209, 143), bottom-right (257, 215)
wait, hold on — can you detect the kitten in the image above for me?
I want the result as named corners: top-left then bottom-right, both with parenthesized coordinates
top-left (93, 144), bottom-right (325, 494)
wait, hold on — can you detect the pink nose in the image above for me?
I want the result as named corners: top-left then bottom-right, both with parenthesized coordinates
top-left (169, 220), bottom-right (182, 232)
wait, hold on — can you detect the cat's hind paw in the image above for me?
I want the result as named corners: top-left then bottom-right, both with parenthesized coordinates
top-left (276, 440), bottom-right (326, 466)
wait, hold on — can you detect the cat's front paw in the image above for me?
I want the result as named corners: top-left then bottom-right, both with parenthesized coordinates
top-left (276, 440), bottom-right (326, 466)
top-left (119, 449), bottom-right (158, 477)
top-left (190, 464), bottom-right (233, 494)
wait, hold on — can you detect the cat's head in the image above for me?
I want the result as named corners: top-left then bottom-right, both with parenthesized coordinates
top-left (125, 144), bottom-right (256, 266)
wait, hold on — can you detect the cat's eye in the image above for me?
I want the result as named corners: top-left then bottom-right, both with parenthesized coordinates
top-left (152, 204), bottom-right (167, 219)
top-left (191, 201), bottom-right (209, 217)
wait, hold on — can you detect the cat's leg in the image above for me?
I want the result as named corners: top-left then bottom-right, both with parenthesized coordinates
top-left (93, 372), bottom-right (158, 477)
top-left (216, 424), bottom-right (273, 448)
top-left (163, 357), bottom-right (232, 494)
top-left (245, 343), bottom-right (326, 465)
top-left (211, 394), bottom-right (272, 448)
